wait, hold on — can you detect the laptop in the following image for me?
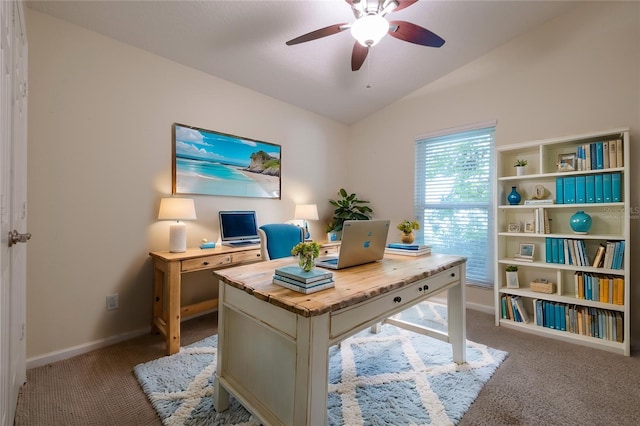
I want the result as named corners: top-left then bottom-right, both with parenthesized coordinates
top-left (315, 219), bottom-right (390, 270)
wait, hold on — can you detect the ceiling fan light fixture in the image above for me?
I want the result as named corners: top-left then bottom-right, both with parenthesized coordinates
top-left (350, 14), bottom-right (389, 47)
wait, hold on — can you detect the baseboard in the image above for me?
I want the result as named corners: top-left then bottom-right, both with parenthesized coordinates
top-left (26, 326), bottom-right (151, 369)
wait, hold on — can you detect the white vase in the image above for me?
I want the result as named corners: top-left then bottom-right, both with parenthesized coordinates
top-left (516, 166), bottom-right (525, 176)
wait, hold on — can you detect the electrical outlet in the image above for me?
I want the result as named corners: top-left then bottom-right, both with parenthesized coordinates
top-left (106, 294), bottom-right (119, 311)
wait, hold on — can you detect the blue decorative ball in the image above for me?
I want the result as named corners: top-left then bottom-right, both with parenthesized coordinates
top-left (570, 210), bottom-right (592, 234)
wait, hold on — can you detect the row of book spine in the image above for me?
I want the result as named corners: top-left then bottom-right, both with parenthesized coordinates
top-left (555, 172), bottom-right (621, 204)
top-left (573, 139), bottom-right (623, 171)
top-left (544, 238), bottom-right (624, 269)
top-left (574, 272), bottom-right (624, 305)
top-left (501, 294), bottom-right (624, 343)
top-left (532, 300), bottom-right (623, 343)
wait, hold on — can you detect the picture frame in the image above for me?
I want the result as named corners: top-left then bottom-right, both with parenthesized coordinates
top-left (172, 123), bottom-right (281, 199)
top-left (557, 153), bottom-right (576, 172)
top-left (515, 243), bottom-right (535, 261)
top-left (506, 270), bottom-right (520, 288)
top-left (524, 220), bottom-right (535, 233)
top-left (508, 222), bottom-right (521, 233)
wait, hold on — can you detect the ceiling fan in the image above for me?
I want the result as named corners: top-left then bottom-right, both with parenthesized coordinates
top-left (286, 0), bottom-right (445, 71)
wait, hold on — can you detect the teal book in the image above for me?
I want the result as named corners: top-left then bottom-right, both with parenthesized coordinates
top-left (555, 177), bottom-right (564, 204)
top-left (551, 238), bottom-right (559, 264)
top-left (386, 243), bottom-right (430, 250)
top-left (596, 142), bottom-right (604, 169)
top-left (575, 176), bottom-right (586, 203)
top-left (594, 174), bottom-right (604, 203)
top-left (611, 172), bottom-right (621, 202)
top-left (274, 265), bottom-right (333, 284)
top-left (273, 274), bottom-right (333, 287)
top-left (545, 238), bottom-right (552, 263)
top-left (603, 173), bottom-right (612, 203)
top-left (557, 239), bottom-right (565, 264)
top-left (585, 175), bottom-right (595, 203)
top-left (273, 277), bottom-right (335, 294)
top-left (563, 177), bottom-right (576, 204)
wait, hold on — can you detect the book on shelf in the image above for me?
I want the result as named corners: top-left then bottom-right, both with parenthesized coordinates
top-left (385, 247), bottom-right (431, 256)
top-left (273, 265), bottom-right (333, 284)
top-left (273, 274), bottom-right (333, 287)
top-left (272, 277), bottom-right (335, 294)
top-left (523, 199), bottom-right (554, 205)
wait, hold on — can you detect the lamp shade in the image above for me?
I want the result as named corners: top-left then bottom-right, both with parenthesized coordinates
top-left (350, 14), bottom-right (390, 47)
top-left (158, 198), bottom-right (197, 221)
top-left (294, 204), bottom-right (319, 221)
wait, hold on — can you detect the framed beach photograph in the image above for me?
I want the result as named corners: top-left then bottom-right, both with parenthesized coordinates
top-left (172, 123), bottom-right (281, 199)
top-left (515, 243), bottom-right (535, 261)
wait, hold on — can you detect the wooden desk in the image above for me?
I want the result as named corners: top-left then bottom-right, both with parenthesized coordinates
top-left (149, 245), bottom-right (262, 355)
top-left (213, 253), bottom-right (467, 426)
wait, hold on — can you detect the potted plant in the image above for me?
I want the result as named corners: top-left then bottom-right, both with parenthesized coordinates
top-left (397, 220), bottom-right (420, 244)
top-left (505, 265), bottom-right (519, 288)
top-left (328, 188), bottom-right (374, 236)
top-left (325, 220), bottom-right (340, 242)
top-left (514, 159), bottom-right (528, 176)
top-left (291, 241), bottom-right (321, 272)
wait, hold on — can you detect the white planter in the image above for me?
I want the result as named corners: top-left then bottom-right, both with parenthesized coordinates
top-left (516, 166), bottom-right (525, 176)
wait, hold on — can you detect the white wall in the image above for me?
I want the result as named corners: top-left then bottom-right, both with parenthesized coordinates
top-left (349, 2), bottom-right (640, 331)
top-left (26, 9), bottom-right (349, 361)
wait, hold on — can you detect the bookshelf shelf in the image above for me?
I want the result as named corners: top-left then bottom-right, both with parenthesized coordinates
top-left (494, 128), bottom-right (630, 356)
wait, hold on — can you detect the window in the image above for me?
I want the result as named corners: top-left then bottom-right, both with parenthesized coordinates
top-left (414, 123), bottom-right (495, 287)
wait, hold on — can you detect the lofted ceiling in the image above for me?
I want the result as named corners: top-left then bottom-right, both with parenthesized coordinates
top-left (26, 0), bottom-right (577, 125)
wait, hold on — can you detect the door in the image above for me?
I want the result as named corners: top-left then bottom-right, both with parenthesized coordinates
top-left (1, 1), bottom-right (28, 425)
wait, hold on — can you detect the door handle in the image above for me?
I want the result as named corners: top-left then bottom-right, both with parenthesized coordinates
top-left (8, 230), bottom-right (31, 247)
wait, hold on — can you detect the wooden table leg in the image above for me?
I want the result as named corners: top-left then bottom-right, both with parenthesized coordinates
top-left (151, 261), bottom-right (163, 334)
top-left (447, 267), bottom-right (467, 363)
top-left (166, 261), bottom-right (181, 355)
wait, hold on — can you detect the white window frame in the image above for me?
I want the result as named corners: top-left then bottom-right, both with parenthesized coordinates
top-left (414, 121), bottom-right (496, 287)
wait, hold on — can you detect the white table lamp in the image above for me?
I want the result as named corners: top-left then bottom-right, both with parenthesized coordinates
top-left (294, 203), bottom-right (319, 241)
top-left (158, 198), bottom-right (197, 252)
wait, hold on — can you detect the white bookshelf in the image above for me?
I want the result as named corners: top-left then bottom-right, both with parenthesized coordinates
top-left (494, 128), bottom-right (630, 356)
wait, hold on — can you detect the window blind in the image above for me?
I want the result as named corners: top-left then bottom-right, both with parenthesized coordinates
top-left (414, 126), bottom-right (495, 286)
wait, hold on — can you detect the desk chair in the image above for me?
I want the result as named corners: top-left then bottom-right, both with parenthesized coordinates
top-left (258, 223), bottom-right (305, 261)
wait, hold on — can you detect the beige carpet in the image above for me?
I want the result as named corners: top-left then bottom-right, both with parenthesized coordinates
top-left (15, 309), bottom-right (640, 425)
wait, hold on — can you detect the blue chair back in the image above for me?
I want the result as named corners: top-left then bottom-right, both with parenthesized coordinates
top-left (259, 224), bottom-right (304, 260)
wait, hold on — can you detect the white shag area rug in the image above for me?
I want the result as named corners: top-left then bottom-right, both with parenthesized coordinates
top-left (134, 302), bottom-right (507, 425)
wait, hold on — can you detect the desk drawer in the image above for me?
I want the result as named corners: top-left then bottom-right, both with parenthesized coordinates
top-left (231, 249), bottom-right (262, 264)
top-left (320, 245), bottom-right (339, 256)
top-left (182, 254), bottom-right (231, 272)
top-left (330, 266), bottom-right (460, 339)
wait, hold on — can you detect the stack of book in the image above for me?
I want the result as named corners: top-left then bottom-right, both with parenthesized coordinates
top-left (273, 265), bottom-right (334, 294)
top-left (384, 243), bottom-right (431, 256)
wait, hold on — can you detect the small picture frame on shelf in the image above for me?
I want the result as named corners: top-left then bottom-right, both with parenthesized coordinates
top-left (557, 153), bottom-right (576, 172)
top-left (524, 220), bottom-right (535, 233)
top-left (508, 222), bottom-right (521, 233)
top-left (514, 243), bottom-right (535, 262)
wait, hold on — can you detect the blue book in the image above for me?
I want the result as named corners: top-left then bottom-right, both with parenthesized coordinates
top-left (594, 174), bottom-right (604, 203)
top-left (585, 274), bottom-right (592, 300)
top-left (575, 176), bottom-right (586, 203)
top-left (603, 173), bottom-right (612, 203)
top-left (545, 238), bottom-right (553, 263)
top-left (611, 172), bottom-right (621, 202)
top-left (596, 142), bottom-right (604, 169)
top-left (557, 239), bottom-right (565, 264)
top-left (535, 300), bottom-right (544, 326)
top-left (614, 241), bottom-right (625, 270)
top-left (274, 265), bottom-right (333, 284)
top-left (548, 302), bottom-right (555, 329)
top-left (386, 243), bottom-right (429, 250)
top-left (563, 177), bottom-right (576, 204)
top-left (585, 175), bottom-right (595, 203)
top-left (551, 238), bottom-right (559, 264)
top-left (555, 177), bottom-right (564, 204)
top-left (590, 143), bottom-right (597, 170)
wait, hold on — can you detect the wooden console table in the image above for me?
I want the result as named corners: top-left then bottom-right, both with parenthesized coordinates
top-left (149, 245), bottom-right (263, 355)
top-left (213, 253), bottom-right (467, 425)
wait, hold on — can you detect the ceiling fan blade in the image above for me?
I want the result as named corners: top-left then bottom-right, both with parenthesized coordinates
top-left (351, 42), bottom-right (369, 71)
top-left (392, 0), bottom-right (419, 13)
top-left (286, 23), bottom-right (349, 46)
top-left (388, 20), bottom-right (445, 47)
